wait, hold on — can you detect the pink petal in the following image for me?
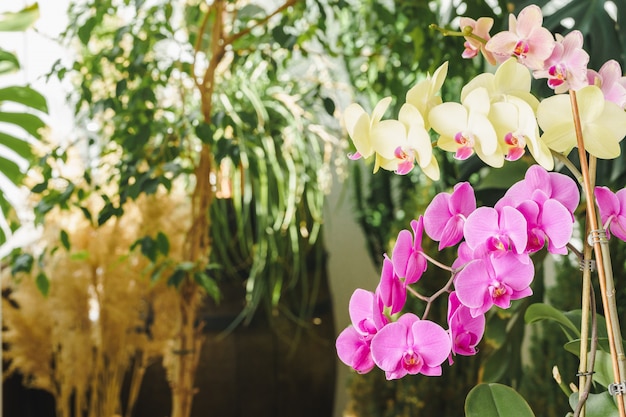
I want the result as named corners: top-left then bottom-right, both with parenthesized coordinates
top-left (595, 186), bottom-right (620, 224)
top-left (455, 259), bottom-right (490, 310)
top-left (548, 171), bottom-right (580, 214)
top-left (611, 216), bottom-right (626, 241)
top-left (540, 199), bottom-right (574, 250)
top-left (464, 207), bottom-right (499, 250)
top-left (450, 182), bottom-right (477, 215)
top-left (370, 321), bottom-right (409, 372)
top-left (424, 193), bottom-right (452, 241)
top-left (378, 257), bottom-right (407, 314)
top-left (411, 320), bottom-right (452, 366)
top-left (492, 252), bottom-right (534, 291)
top-left (392, 230), bottom-right (413, 277)
top-left (515, 5), bottom-right (544, 38)
top-left (348, 289), bottom-right (376, 329)
top-left (498, 206), bottom-right (528, 253)
top-left (486, 31), bottom-right (518, 62)
top-left (336, 326), bottom-right (375, 373)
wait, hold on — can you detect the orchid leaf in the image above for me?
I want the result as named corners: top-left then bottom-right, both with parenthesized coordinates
top-left (465, 383), bottom-right (535, 417)
top-left (562, 343), bottom-right (617, 389)
top-left (569, 391), bottom-right (619, 417)
top-left (524, 302), bottom-right (580, 339)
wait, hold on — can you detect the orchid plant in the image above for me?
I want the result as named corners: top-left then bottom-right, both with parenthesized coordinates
top-left (337, 4), bottom-right (626, 416)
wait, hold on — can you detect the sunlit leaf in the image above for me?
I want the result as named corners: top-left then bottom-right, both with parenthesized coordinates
top-left (0, 4), bottom-right (39, 32)
top-left (0, 85), bottom-right (48, 112)
top-left (0, 154), bottom-right (23, 184)
top-left (0, 49), bottom-right (20, 74)
top-left (0, 111), bottom-right (45, 139)
top-left (0, 132), bottom-right (33, 161)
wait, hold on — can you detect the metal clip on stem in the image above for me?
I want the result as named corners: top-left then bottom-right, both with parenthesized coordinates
top-left (587, 228), bottom-right (608, 246)
top-left (579, 259), bottom-right (596, 272)
top-left (609, 382), bottom-right (626, 397)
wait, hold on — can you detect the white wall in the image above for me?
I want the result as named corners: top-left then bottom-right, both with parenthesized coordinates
top-left (325, 176), bottom-right (380, 417)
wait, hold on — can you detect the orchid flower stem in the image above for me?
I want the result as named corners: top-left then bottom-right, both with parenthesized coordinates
top-left (420, 251), bottom-right (454, 272)
top-left (570, 90), bottom-right (626, 416)
top-left (551, 150), bottom-right (583, 184)
top-left (418, 274), bottom-right (455, 321)
top-left (428, 24), bottom-right (488, 45)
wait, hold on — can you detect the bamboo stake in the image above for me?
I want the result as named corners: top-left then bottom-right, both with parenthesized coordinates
top-left (570, 90), bottom-right (626, 416)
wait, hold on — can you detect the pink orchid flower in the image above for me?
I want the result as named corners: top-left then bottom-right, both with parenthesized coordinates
top-left (485, 4), bottom-right (555, 70)
top-left (455, 251), bottom-right (534, 317)
top-left (534, 30), bottom-right (589, 93)
top-left (463, 206), bottom-right (528, 256)
top-left (377, 256), bottom-right (407, 315)
top-left (370, 313), bottom-right (452, 380)
top-left (392, 217), bottom-right (428, 284)
top-left (595, 186), bottom-right (626, 241)
top-left (459, 16), bottom-right (496, 65)
top-left (447, 291), bottom-right (485, 360)
top-left (336, 289), bottom-right (388, 374)
top-left (496, 165), bottom-right (579, 216)
top-left (513, 199), bottom-right (574, 254)
top-left (424, 182), bottom-right (476, 250)
top-left (587, 60), bottom-right (626, 109)
top-left (495, 165), bottom-right (578, 254)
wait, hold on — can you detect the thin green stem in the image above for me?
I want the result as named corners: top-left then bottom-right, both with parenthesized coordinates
top-left (552, 150), bottom-right (583, 183)
top-left (429, 24), bottom-right (488, 45)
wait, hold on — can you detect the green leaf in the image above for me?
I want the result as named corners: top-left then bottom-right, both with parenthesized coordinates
top-left (35, 271), bottom-right (49, 296)
top-left (322, 96), bottom-right (335, 115)
top-left (237, 4), bottom-right (265, 20)
top-left (60, 229), bottom-right (70, 250)
top-left (0, 154), bottom-right (23, 184)
top-left (563, 338), bottom-right (613, 356)
top-left (0, 49), bottom-right (20, 74)
top-left (156, 231), bottom-right (169, 256)
top-left (176, 261), bottom-right (196, 271)
top-left (524, 303), bottom-right (581, 339)
top-left (11, 252), bottom-right (34, 275)
top-left (194, 271), bottom-right (220, 301)
top-left (167, 268), bottom-right (186, 287)
top-left (70, 250), bottom-right (89, 261)
top-left (568, 391), bottom-right (619, 417)
top-left (195, 122), bottom-right (213, 144)
top-left (0, 85), bottom-right (48, 112)
top-left (0, 111), bottom-right (45, 140)
top-left (0, 4), bottom-right (40, 32)
top-left (465, 383), bottom-right (535, 417)
top-left (77, 16), bottom-right (97, 45)
top-left (0, 132), bottom-right (33, 161)
top-left (562, 342), bottom-right (616, 388)
top-left (136, 236), bottom-right (157, 262)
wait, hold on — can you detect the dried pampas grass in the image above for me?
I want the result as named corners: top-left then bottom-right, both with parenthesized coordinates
top-left (3, 186), bottom-right (190, 417)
